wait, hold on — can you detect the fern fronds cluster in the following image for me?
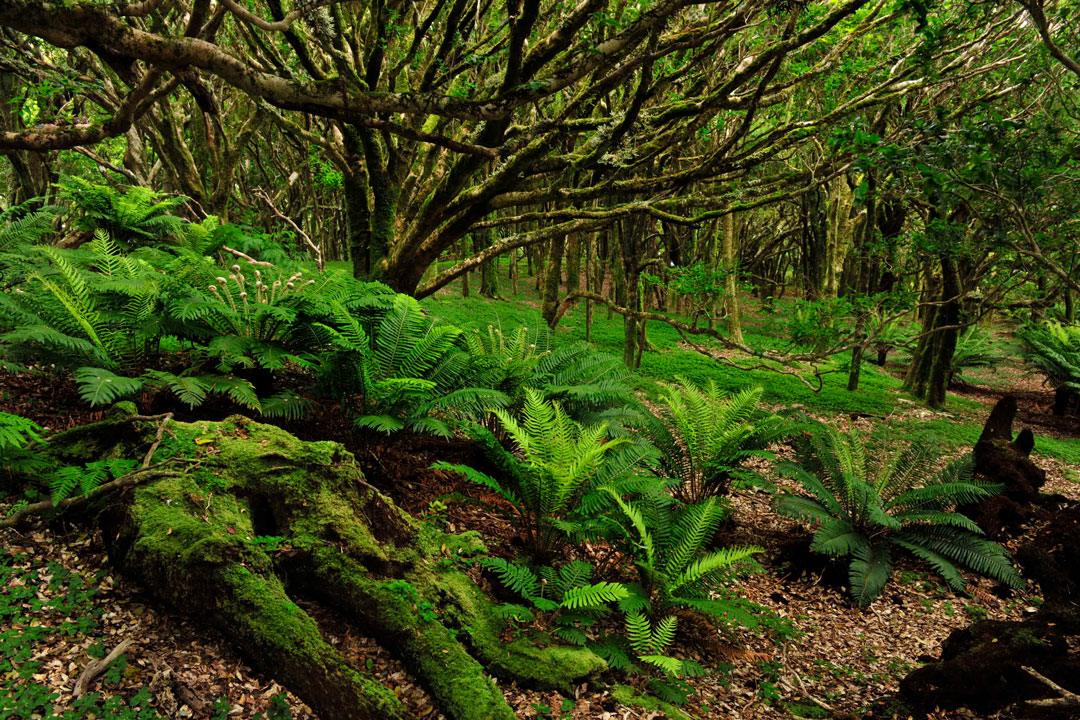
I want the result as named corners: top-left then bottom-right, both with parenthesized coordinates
top-left (774, 423), bottom-right (1023, 606)
top-left (434, 389), bottom-right (652, 558)
top-left (605, 485), bottom-right (763, 628)
top-left (649, 378), bottom-right (788, 502)
top-left (55, 175), bottom-right (185, 247)
top-left (1019, 320), bottom-right (1080, 391)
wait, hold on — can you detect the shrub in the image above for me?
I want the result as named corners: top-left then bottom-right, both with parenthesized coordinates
top-left (949, 325), bottom-right (999, 385)
top-left (647, 379), bottom-right (787, 503)
top-left (433, 389), bottom-right (652, 559)
top-left (1018, 320), bottom-right (1080, 415)
top-left (774, 424), bottom-right (1023, 606)
top-left (605, 486), bottom-right (762, 628)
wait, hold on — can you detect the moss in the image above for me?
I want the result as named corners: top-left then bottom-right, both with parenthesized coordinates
top-left (610, 685), bottom-right (693, 720)
top-left (306, 546), bottom-right (518, 720)
top-left (58, 413), bottom-right (604, 720)
top-left (434, 568), bottom-right (607, 691)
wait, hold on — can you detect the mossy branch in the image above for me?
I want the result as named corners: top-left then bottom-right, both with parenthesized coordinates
top-left (1, 413), bottom-right (176, 528)
top-left (0, 466), bottom-right (180, 527)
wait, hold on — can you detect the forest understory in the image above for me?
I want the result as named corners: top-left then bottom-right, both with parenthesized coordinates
top-left (4, 0), bottom-right (1080, 717)
top-left (2, 348), bottom-right (1076, 720)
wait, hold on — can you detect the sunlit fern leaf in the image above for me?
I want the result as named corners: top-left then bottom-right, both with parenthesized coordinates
top-left (624, 612), bottom-right (653, 653)
top-left (430, 461), bottom-right (510, 498)
top-left (640, 655), bottom-right (685, 677)
top-left (559, 582), bottom-right (628, 610)
top-left (74, 367), bottom-right (144, 406)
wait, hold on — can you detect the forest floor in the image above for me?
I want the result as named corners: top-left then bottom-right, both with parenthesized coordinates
top-left (2, 286), bottom-right (1078, 720)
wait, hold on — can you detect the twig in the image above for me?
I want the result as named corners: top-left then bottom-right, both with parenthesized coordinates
top-left (783, 642), bottom-right (835, 713)
top-left (221, 245), bottom-right (274, 268)
top-left (140, 413), bottom-right (173, 468)
top-left (1, 414), bottom-right (176, 528)
top-left (73, 638), bottom-right (135, 697)
top-left (0, 468), bottom-right (179, 528)
top-left (1022, 665), bottom-right (1080, 708)
top-left (256, 188), bottom-right (324, 270)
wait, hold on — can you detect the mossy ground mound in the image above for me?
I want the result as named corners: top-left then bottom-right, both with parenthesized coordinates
top-left (43, 407), bottom-right (604, 720)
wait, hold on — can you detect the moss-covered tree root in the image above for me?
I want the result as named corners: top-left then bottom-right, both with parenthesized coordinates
top-left (45, 408), bottom-right (604, 720)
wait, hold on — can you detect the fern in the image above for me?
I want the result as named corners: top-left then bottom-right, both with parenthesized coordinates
top-left (0, 412), bottom-right (43, 453)
top-left (1019, 321), bottom-right (1080, 405)
top-left (444, 389), bottom-right (645, 558)
top-left (559, 582), bottom-right (629, 610)
top-left (48, 459), bottom-right (137, 504)
top-left (480, 557), bottom-right (541, 598)
top-left (74, 367), bottom-right (144, 406)
top-left (774, 422), bottom-right (1021, 606)
top-left (55, 176), bottom-right (185, 247)
top-left (647, 378), bottom-right (789, 502)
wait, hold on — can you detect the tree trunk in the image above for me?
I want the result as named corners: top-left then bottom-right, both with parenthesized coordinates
top-left (473, 230), bottom-right (499, 298)
top-left (721, 212), bottom-right (744, 344)
top-left (541, 238), bottom-right (565, 327)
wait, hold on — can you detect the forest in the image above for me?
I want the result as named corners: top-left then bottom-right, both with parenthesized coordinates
top-left (0, 0), bottom-right (1079, 718)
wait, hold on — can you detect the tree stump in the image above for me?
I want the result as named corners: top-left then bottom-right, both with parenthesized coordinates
top-left (41, 407), bottom-right (606, 720)
top-left (964, 396), bottom-right (1047, 537)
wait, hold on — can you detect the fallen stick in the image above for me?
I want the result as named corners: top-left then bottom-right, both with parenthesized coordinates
top-left (1, 415), bottom-right (177, 528)
top-left (73, 638), bottom-right (135, 697)
top-left (1022, 665), bottom-right (1080, 708)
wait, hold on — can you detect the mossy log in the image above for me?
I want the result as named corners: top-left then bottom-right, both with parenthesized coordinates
top-left (44, 406), bottom-right (605, 720)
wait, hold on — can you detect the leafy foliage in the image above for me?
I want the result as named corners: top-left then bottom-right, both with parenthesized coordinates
top-left (0, 412), bottom-right (46, 477)
top-left (0, 231), bottom-right (164, 371)
top-left (605, 485), bottom-right (763, 628)
top-left (648, 378), bottom-right (788, 502)
top-left (49, 459), bottom-right (138, 504)
top-left (774, 423), bottom-right (1022, 605)
top-left (462, 324), bottom-right (639, 428)
top-left (433, 388), bottom-right (651, 558)
top-left (55, 175), bottom-right (185, 247)
top-left (316, 293), bottom-right (505, 436)
top-left (949, 325), bottom-right (999, 384)
top-left (1019, 320), bottom-right (1080, 391)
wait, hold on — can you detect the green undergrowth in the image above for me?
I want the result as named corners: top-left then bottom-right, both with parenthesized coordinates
top-left (422, 292), bottom-right (1080, 463)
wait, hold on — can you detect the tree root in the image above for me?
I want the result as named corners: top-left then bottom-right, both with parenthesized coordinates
top-left (40, 408), bottom-right (605, 720)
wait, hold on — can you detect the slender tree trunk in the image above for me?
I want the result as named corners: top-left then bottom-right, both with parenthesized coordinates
top-left (926, 255), bottom-right (961, 409)
top-left (473, 230), bottom-right (498, 297)
top-left (510, 247), bottom-right (519, 297)
top-left (542, 238), bottom-right (565, 327)
top-left (344, 171), bottom-right (372, 279)
top-left (722, 211), bottom-right (744, 344)
top-left (584, 234), bottom-right (593, 342)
